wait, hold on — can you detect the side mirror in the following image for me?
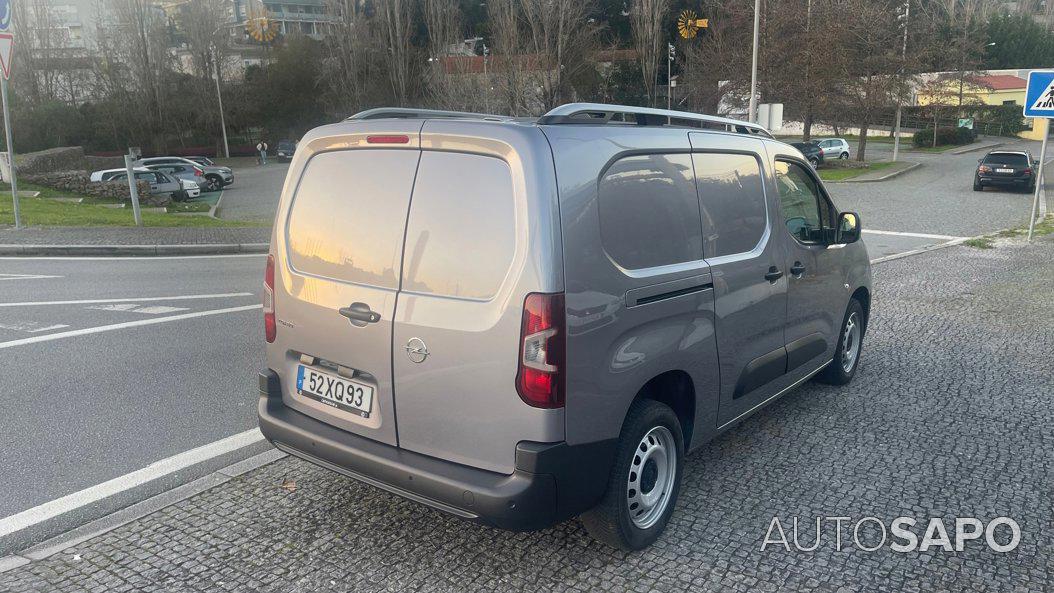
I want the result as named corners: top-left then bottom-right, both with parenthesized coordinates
top-left (836, 211), bottom-right (861, 244)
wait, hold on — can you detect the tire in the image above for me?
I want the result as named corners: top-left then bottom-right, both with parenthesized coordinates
top-left (204, 175), bottom-right (223, 192)
top-left (580, 400), bottom-right (685, 551)
top-left (973, 177), bottom-right (983, 191)
top-left (840, 152), bottom-right (849, 160)
top-left (817, 298), bottom-right (866, 385)
top-left (809, 157), bottom-right (819, 168)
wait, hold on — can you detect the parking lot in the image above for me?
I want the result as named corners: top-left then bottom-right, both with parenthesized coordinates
top-left (0, 138), bottom-right (1050, 592)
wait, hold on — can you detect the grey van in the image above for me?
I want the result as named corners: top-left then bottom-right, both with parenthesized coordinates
top-left (257, 103), bottom-right (872, 550)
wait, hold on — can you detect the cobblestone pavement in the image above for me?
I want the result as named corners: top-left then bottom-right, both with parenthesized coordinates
top-left (2, 236), bottom-right (1053, 593)
top-left (0, 226), bottom-right (270, 246)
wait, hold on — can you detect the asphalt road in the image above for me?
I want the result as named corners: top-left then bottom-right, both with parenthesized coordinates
top-left (216, 161), bottom-right (289, 223)
top-left (0, 255), bottom-right (266, 519)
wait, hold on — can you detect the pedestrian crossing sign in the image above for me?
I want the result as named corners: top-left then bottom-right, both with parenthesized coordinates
top-left (1023, 70), bottom-right (1054, 117)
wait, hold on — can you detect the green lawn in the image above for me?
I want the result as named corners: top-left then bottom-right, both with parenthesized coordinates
top-left (817, 161), bottom-right (895, 182)
top-left (0, 184), bottom-right (262, 227)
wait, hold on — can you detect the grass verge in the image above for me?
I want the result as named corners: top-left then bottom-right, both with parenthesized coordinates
top-left (0, 195), bottom-right (263, 227)
top-left (818, 161), bottom-right (896, 182)
top-left (964, 216), bottom-right (1054, 248)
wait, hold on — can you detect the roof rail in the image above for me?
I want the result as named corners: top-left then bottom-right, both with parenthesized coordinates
top-left (346, 107), bottom-right (514, 122)
top-left (537, 103), bottom-right (773, 138)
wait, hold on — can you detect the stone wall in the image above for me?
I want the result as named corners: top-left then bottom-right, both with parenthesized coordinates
top-left (21, 170), bottom-right (169, 206)
top-left (85, 155), bottom-right (126, 171)
top-left (16, 147), bottom-right (87, 175)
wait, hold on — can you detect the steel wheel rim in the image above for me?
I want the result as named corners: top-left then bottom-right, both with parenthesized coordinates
top-left (841, 312), bottom-right (860, 373)
top-left (626, 425), bottom-right (677, 529)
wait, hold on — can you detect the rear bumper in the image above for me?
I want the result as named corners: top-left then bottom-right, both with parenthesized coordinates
top-left (256, 370), bottom-right (616, 531)
top-left (978, 175), bottom-right (1032, 186)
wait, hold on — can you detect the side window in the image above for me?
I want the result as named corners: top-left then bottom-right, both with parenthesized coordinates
top-left (691, 152), bottom-right (767, 257)
top-left (598, 153), bottom-right (702, 270)
top-left (774, 160), bottom-right (826, 244)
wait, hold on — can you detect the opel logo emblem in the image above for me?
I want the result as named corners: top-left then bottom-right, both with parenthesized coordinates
top-left (405, 337), bottom-right (429, 363)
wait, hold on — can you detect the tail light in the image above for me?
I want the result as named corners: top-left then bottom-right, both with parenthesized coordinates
top-left (1022, 168), bottom-right (1032, 175)
top-left (264, 254), bottom-right (276, 343)
top-left (978, 165), bottom-right (992, 173)
top-left (194, 167), bottom-right (203, 176)
top-left (516, 292), bottom-right (565, 408)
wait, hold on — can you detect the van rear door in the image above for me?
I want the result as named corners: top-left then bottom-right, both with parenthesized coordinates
top-left (273, 122), bottom-right (422, 446)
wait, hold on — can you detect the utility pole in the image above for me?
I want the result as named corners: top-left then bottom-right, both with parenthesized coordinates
top-left (748, 0), bottom-right (761, 123)
top-left (213, 48), bottom-right (230, 159)
top-left (482, 41), bottom-right (489, 113)
top-left (1, 74), bottom-right (19, 229)
top-left (667, 43), bottom-right (675, 114)
top-left (892, 0), bottom-right (910, 163)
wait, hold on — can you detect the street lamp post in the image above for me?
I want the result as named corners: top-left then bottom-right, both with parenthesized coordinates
top-left (667, 43), bottom-right (675, 114)
top-left (211, 22), bottom-right (243, 159)
top-left (748, 0), bottom-right (761, 123)
top-left (892, 0), bottom-right (910, 163)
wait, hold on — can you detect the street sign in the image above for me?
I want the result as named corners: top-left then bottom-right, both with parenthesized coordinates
top-left (1023, 70), bottom-right (1054, 117)
top-left (0, 0), bottom-right (11, 32)
top-left (958, 117), bottom-right (974, 129)
top-left (0, 34), bottom-right (12, 79)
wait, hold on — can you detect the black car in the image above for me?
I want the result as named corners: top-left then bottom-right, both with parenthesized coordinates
top-left (275, 140), bottom-right (297, 162)
top-left (974, 151), bottom-right (1037, 192)
top-left (790, 141), bottom-right (824, 167)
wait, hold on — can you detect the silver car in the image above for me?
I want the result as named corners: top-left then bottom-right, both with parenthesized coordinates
top-left (257, 104), bottom-right (872, 550)
top-left (817, 138), bottom-right (851, 160)
top-left (143, 163), bottom-right (205, 192)
top-left (134, 156), bottom-right (233, 192)
top-left (108, 169), bottom-right (190, 201)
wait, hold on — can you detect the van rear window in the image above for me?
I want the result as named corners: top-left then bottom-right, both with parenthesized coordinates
top-left (401, 152), bottom-right (515, 300)
top-left (286, 149), bottom-right (420, 288)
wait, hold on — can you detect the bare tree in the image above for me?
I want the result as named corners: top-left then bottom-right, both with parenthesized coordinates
top-left (520, 0), bottom-right (599, 112)
top-left (321, 0), bottom-right (380, 115)
top-left (487, 0), bottom-right (527, 115)
top-left (424, 0), bottom-right (485, 111)
top-left (377, 0), bottom-right (416, 106)
top-left (629, 0), bottom-right (668, 107)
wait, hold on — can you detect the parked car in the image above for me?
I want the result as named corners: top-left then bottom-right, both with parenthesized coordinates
top-left (816, 138), bottom-right (851, 160)
top-left (256, 104), bottom-right (871, 551)
top-left (185, 156), bottom-right (216, 167)
top-left (974, 150), bottom-right (1037, 192)
top-left (276, 140), bottom-right (297, 161)
top-left (790, 141), bottom-right (824, 167)
top-left (134, 156), bottom-right (233, 192)
top-left (108, 169), bottom-right (190, 201)
top-left (144, 163), bottom-right (205, 190)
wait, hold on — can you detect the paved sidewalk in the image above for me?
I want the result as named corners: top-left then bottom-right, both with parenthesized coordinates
top-left (0, 226), bottom-right (270, 246)
top-left (2, 237), bottom-right (1053, 592)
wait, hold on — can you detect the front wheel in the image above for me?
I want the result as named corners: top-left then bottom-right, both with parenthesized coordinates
top-left (580, 400), bottom-right (684, 551)
top-left (204, 175), bottom-right (223, 192)
top-left (809, 157), bottom-right (819, 168)
top-left (817, 299), bottom-right (866, 385)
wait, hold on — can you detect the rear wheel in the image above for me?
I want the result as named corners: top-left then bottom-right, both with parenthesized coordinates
top-left (973, 177), bottom-right (983, 191)
top-left (809, 157), bottom-right (819, 168)
top-left (581, 400), bottom-right (684, 551)
top-left (204, 175), bottom-right (222, 192)
top-left (817, 299), bottom-right (865, 385)
top-left (840, 152), bottom-right (849, 160)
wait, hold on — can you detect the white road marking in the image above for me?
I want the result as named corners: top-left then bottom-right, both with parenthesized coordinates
top-left (0, 273), bottom-right (63, 281)
top-left (126, 305), bottom-right (190, 315)
top-left (0, 292), bottom-right (253, 308)
top-left (0, 254), bottom-right (266, 261)
top-left (863, 229), bottom-right (967, 240)
top-left (0, 304), bottom-right (261, 350)
top-left (0, 321), bottom-right (70, 333)
top-left (0, 428), bottom-right (265, 539)
top-left (86, 304), bottom-right (139, 312)
top-left (27, 324), bottom-right (70, 333)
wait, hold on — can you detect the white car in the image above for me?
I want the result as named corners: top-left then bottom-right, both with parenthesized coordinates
top-left (816, 138), bottom-right (851, 160)
top-left (90, 167), bottom-right (152, 182)
top-left (180, 178), bottom-right (201, 199)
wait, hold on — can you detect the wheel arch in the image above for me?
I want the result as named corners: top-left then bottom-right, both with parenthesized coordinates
top-left (850, 286), bottom-right (870, 334)
top-left (629, 370), bottom-right (696, 449)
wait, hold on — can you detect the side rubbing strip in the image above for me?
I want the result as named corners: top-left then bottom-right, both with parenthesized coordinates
top-left (625, 273), bottom-right (713, 307)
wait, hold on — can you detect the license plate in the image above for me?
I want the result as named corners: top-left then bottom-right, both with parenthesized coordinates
top-left (996, 168), bottom-right (1014, 173)
top-left (296, 365), bottom-right (374, 418)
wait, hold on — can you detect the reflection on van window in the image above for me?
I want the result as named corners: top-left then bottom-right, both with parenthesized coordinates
top-left (692, 153), bottom-right (766, 258)
top-left (401, 152), bottom-right (515, 300)
top-left (286, 150), bottom-right (418, 288)
top-left (774, 160), bottom-right (825, 244)
top-left (599, 153), bottom-right (703, 270)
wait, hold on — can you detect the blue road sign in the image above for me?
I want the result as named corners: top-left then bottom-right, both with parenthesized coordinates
top-left (1024, 70), bottom-right (1054, 118)
top-left (0, 0), bottom-right (10, 32)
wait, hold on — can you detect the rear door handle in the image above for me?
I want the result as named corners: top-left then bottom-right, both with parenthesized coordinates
top-left (764, 267), bottom-right (783, 282)
top-left (790, 262), bottom-right (806, 277)
top-left (339, 302), bottom-right (381, 327)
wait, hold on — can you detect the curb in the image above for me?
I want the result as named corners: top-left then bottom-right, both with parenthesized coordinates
top-left (948, 141), bottom-right (1005, 155)
top-left (0, 242), bottom-right (269, 256)
top-left (838, 161), bottom-right (922, 183)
